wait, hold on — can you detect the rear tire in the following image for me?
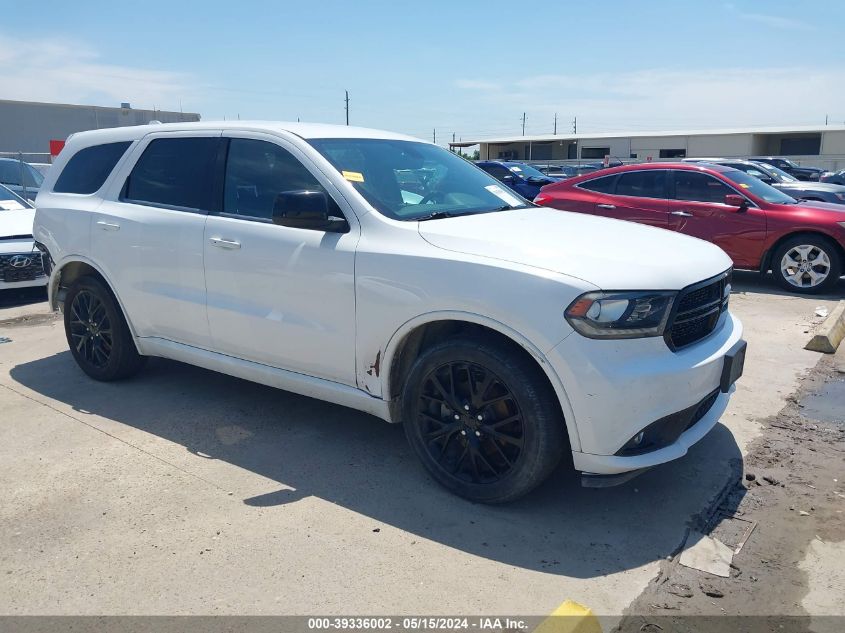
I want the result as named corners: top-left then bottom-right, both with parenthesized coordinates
top-left (401, 335), bottom-right (567, 503)
top-left (63, 276), bottom-right (146, 381)
top-left (772, 235), bottom-right (842, 294)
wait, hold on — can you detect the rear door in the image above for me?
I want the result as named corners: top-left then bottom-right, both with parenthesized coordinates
top-left (594, 169), bottom-right (669, 227)
top-left (93, 131), bottom-right (220, 348)
top-left (667, 170), bottom-right (767, 268)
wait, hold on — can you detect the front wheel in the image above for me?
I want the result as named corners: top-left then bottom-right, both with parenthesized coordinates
top-left (772, 236), bottom-right (842, 294)
top-left (63, 276), bottom-right (146, 381)
top-left (401, 336), bottom-right (567, 503)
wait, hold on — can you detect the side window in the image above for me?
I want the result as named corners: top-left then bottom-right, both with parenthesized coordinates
top-left (223, 138), bottom-right (338, 221)
top-left (578, 174), bottom-right (618, 194)
top-left (480, 164), bottom-right (512, 180)
top-left (123, 137), bottom-right (218, 211)
top-left (673, 172), bottom-right (733, 203)
top-left (616, 171), bottom-right (667, 198)
top-left (54, 142), bottom-right (132, 194)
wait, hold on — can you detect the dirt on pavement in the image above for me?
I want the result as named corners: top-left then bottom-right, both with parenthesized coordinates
top-left (616, 356), bottom-right (845, 633)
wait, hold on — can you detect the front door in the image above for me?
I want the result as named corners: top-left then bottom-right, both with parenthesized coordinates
top-left (203, 133), bottom-right (359, 386)
top-left (667, 170), bottom-right (767, 269)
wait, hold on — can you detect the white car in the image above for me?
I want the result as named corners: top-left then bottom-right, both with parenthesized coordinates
top-left (33, 122), bottom-right (746, 502)
top-left (0, 185), bottom-right (47, 290)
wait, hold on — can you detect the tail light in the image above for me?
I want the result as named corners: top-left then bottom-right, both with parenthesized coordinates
top-left (534, 192), bottom-right (551, 205)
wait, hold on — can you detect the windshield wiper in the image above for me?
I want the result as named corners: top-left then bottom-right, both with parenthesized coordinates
top-left (416, 211), bottom-right (458, 221)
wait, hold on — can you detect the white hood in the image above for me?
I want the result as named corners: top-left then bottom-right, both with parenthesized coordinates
top-left (0, 209), bottom-right (36, 255)
top-left (418, 207), bottom-right (733, 290)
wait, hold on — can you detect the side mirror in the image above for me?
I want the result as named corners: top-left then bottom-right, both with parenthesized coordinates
top-left (272, 190), bottom-right (349, 233)
top-left (527, 176), bottom-right (549, 185)
top-left (724, 193), bottom-right (749, 211)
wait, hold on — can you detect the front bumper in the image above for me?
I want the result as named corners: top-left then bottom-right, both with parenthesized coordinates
top-left (548, 310), bottom-right (744, 476)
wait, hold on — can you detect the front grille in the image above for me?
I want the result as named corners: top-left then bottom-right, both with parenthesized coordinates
top-left (666, 270), bottom-right (731, 350)
top-left (0, 251), bottom-right (46, 283)
top-left (686, 389), bottom-right (720, 431)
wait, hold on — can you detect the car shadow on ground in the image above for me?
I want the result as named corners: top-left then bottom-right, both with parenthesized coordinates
top-left (10, 351), bottom-right (743, 579)
top-left (731, 270), bottom-right (845, 299)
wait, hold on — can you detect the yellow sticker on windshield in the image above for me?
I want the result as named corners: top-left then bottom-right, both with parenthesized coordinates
top-left (342, 170), bottom-right (364, 183)
top-left (738, 183), bottom-right (750, 188)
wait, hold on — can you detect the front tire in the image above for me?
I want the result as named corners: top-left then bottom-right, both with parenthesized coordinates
top-left (772, 235), bottom-right (842, 294)
top-left (63, 276), bottom-right (146, 381)
top-left (401, 336), bottom-right (567, 503)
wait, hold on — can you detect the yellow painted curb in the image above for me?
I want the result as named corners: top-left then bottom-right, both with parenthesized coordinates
top-left (805, 300), bottom-right (845, 354)
top-left (533, 600), bottom-right (602, 633)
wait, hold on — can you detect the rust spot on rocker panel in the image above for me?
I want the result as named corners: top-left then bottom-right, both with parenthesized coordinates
top-left (366, 350), bottom-right (381, 377)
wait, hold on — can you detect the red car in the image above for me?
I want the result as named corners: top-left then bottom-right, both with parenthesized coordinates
top-left (535, 162), bottom-right (845, 293)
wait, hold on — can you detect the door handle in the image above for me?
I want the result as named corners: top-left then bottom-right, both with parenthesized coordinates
top-left (209, 237), bottom-right (241, 250)
top-left (670, 210), bottom-right (694, 217)
top-left (96, 220), bottom-right (121, 231)
top-left (596, 203), bottom-right (616, 210)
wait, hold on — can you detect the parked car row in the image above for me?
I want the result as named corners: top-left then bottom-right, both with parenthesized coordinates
top-left (683, 158), bottom-right (845, 205)
top-left (534, 162), bottom-right (845, 294)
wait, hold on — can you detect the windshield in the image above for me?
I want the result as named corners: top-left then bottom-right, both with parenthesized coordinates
top-left (757, 163), bottom-right (798, 182)
top-left (309, 139), bottom-right (532, 221)
top-left (721, 169), bottom-right (798, 204)
top-left (0, 183), bottom-right (33, 209)
top-left (507, 163), bottom-right (549, 179)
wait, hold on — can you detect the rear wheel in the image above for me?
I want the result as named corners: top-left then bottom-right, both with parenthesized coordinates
top-left (64, 276), bottom-right (146, 381)
top-left (401, 336), bottom-right (567, 503)
top-left (772, 235), bottom-right (842, 294)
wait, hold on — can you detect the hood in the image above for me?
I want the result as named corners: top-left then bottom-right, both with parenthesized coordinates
top-left (777, 182), bottom-right (845, 193)
top-left (0, 208), bottom-right (35, 238)
top-left (0, 209), bottom-right (36, 255)
top-left (791, 200), bottom-right (845, 213)
top-left (418, 207), bottom-right (732, 290)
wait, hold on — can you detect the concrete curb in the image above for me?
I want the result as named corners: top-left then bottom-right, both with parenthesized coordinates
top-left (805, 300), bottom-right (845, 354)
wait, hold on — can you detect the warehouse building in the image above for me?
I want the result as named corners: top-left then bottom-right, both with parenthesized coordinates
top-left (0, 99), bottom-right (201, 162)
top-left (450, 125), bottom-right (845, 171)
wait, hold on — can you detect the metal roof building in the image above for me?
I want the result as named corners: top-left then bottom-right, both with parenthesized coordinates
top-left (0, 99), bottom-right (201, 162)
top-left (449, 124), bottom-right (845, 171)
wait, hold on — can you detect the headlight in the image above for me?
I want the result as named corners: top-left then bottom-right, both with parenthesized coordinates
top-left (565, 291), bottom-right (677, 339)
top-left (838, 221), bottom-right (845, 229)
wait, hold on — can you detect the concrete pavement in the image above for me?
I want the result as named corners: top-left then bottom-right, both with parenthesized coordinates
top-left (0, 273), bottom-right (841, 616)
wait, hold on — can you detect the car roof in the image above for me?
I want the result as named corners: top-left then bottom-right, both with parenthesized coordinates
top-left (64, 121), bottom-right (425, 146)
top-left (557, 161), bottom-right (736, 187)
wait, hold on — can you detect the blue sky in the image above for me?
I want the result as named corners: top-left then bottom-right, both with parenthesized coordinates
top-left (2, 0), bottom-right (844, 143)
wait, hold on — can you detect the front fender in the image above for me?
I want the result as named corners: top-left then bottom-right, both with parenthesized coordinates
top-left (376, 310), bottom-right (582, 452)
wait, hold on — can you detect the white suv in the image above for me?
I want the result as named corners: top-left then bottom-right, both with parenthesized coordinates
top-left (34, 122), bottom-right (746, 502)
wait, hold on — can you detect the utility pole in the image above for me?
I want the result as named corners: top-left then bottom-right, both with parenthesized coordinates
top-left (572, 116), bottom-right (577, 134)
top-left (825, 114), bottom-right (829, 125)
top-left (433, 129), bottom-right (436, 144)
top-left (345, 90), bottom-right (350, 125)
top-left (452, 132), bottom-right (456, 152)
top-left (554, 113), bottom-right (557, 135)
top-left (521, 112), bottom-right (526, 136)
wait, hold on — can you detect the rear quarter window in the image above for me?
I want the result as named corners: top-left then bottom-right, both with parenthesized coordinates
top-left (577, 174), bottom-right (618, 194)
top-left (53, 142), bottom-right (132, 194)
